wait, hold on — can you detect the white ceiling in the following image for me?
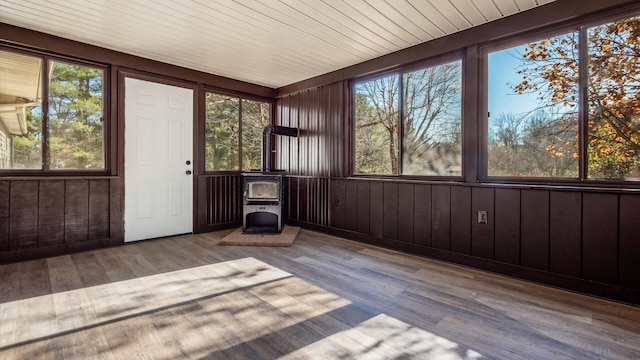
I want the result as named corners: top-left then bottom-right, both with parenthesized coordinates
top-left (0, 0), bottom-right (555, 89)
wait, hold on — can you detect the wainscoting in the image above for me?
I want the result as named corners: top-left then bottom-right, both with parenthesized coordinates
top-left (0, 177), bottom-right (123, 263)
top-left (285, 176), bottom-right (640, 304)
top-left (196, 174), bottom-right (241, 233)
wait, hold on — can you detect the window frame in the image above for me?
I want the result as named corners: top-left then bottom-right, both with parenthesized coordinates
top-left (479, 10), bottom-right (640, 184)
top-left (351, 51), bottom-right (465, 180)
top-left (202, 87), bottom-right (274, 174)
top-left (0, 45), bottom-right (110, 176)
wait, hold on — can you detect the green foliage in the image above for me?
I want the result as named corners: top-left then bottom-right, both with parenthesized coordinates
top-left (7, 61), bottom-right (104, 170)
top-left (10, 108), bottom-right (43, 169)
top-left (205, 94), bottom-right (270, 171)
top-left (241, 100), bottom-right (271, 170)
top-left (57, 63), bottom-right (104, 169)
top-left (205, 93), bottom-right (239, 171)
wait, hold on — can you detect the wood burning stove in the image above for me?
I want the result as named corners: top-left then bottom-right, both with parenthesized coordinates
top-left (242, 172), bottom-right (284, 233)
top-left (241, 125), bottom-right (298, 234)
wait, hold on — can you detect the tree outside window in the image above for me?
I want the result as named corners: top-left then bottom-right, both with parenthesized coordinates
top-left (488, 14), bottom-right (639, 180)
top-left (354, 58), bottom-right (462, 176)
top-left (0, 49), bottom-right (105, 171)
top-left (204, 91), bottom-right (271, 172)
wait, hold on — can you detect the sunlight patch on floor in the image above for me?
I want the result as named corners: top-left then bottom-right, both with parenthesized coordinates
top-left (0, 257), bottom-right (351, 359)
top-left (280, 313), bottom-right (484, 359)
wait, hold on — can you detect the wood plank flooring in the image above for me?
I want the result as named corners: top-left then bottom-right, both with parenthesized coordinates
top-left (1, 229), bottom-right (639, 359)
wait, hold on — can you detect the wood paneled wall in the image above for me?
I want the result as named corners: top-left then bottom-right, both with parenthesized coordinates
top-left (196, 174), bottom-right (241, 232)
top-left (276, 82), bottom-right (640, 304)
top-left (276, 82), bottom-right (347, 178)
top-left (0, 177), bottom-right (123, 263)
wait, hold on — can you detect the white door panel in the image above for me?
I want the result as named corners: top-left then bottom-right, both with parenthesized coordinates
top-left (124, 78), bottom-right (193, 242)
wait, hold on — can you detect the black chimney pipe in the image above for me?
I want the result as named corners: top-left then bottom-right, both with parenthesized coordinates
top-left (262, 125), bottom-right (299, 172)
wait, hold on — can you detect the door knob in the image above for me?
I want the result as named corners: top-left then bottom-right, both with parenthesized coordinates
top-left (186, 170), bottom-right (192, 175)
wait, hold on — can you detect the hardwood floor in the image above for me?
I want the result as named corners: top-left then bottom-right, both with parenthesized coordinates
top-left (1, 229), bottom-right (639, 359)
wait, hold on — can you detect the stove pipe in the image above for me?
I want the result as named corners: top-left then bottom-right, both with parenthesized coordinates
top-left (262, 125), bottom-right (299, 172)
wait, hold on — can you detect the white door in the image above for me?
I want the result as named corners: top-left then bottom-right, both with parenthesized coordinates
top-left (124, 77), bottom-right (193, 242)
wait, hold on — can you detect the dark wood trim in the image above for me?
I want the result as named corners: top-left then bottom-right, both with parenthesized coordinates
top-left (0, 23), bottom-right (275, 98)
top-left (276, 0), bottom-right (638, 96)
top-left (463, 45), bottom-right (480, 183)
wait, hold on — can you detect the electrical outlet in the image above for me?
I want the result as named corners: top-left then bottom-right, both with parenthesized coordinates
top-left (477, 210), bottom-right (488, 224)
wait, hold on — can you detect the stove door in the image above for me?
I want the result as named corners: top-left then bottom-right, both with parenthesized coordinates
top-left (247, 181), bottom-right (279, 200)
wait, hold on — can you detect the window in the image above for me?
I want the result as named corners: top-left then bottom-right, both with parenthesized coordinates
top-left (486, 14), bottom-right (639, 180)
top-left (354, 74), bottom-right (399, 175)
top-left (587, 16), bottom-right (640, 179)
top-left (204, 91), bottom-right (271, 171)
top-left (354, 58), bottom-right (462, 176)
top-left (0, 49), bottom-right (106, 171)
top-left (0, 49), bottom-right (105, 171)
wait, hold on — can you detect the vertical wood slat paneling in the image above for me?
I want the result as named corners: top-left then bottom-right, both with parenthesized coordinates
top-left (65, 180), bottom-right (89, 243)
top-left (206, 175), bottom-right (239, 225)
top-left (494, 188), bottom-right (520, 265)
top-left (1, 178), bottom-right (119, 256)
top-left (383, 182), bottom-right (399, 241)
top-left (582, 193), bottom-right (618, 284)
top-left (329, 83), bottom-right (345, 178)
top-left (294, 177), bottom-right (330, 226)
top-left (345, 180), bottom-right (358, 232)
top-left (471, 187), bottom-right (494, 259)
top-left (288, 177), bottom-right (299, 222)
top-left (330, 179), bottom-right (346, 229)
top-left (308, 178), bottom-right (317, 224)
top-left (398, 183), bottom-right (414, 244)
top-left (298, 177), bottom-right (308, 223)
top-left (317, 178), bottom-right (329, 226)
top-left (89, 180), bottom-right (110, 240)
top-left (356, 181), bottom-right (370, 234)
top-left (549, 191), bottom-right (582, 277)
top-left (619, 194), bottom-right (640, 290)
top-left (521, 190), bottom-right (550, 271)
top-left (38, 180), bottom-right (65, 246)
top-left (369, 181), bottom-right (384, 238)
top-left (277, 96), bottom-right (290, 172)
top-left (276, 82), bottom-right (346, 178)
top-left (431, 185), bottom-right (451, 250)
top-left (413, 184), bottom-right (431, 247)
top-left (299, 92), bottom-right (308, 175)
top-left (286, 176), bottom-right (329, 226)
top-left (10, 181), bottom-right (39, 249)
top-left (451, 186), bottom-right (471, 254)
top-left (0, 181), bottom-right (9, 251)
top-left (109, 177), bottom-right (124, 241)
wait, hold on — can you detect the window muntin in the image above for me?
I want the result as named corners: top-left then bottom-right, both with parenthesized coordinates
top-left (354, 74), bottom-right (399, 175)
top-left (403, 60), bottom-right (462, 176)
top-left (0, 49), bottom-right (105, 171)
top-left (587, 16), bottom-right (640, 179)
top-left (487, 32), bottom-right (580, 178)
top-left (354, 58), bottom-right (463, 176)
top-left (204, 91), bottom-right (271, 172)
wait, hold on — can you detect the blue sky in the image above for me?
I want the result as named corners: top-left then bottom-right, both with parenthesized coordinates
top-left (488, 46), bottom-right (540, 119)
